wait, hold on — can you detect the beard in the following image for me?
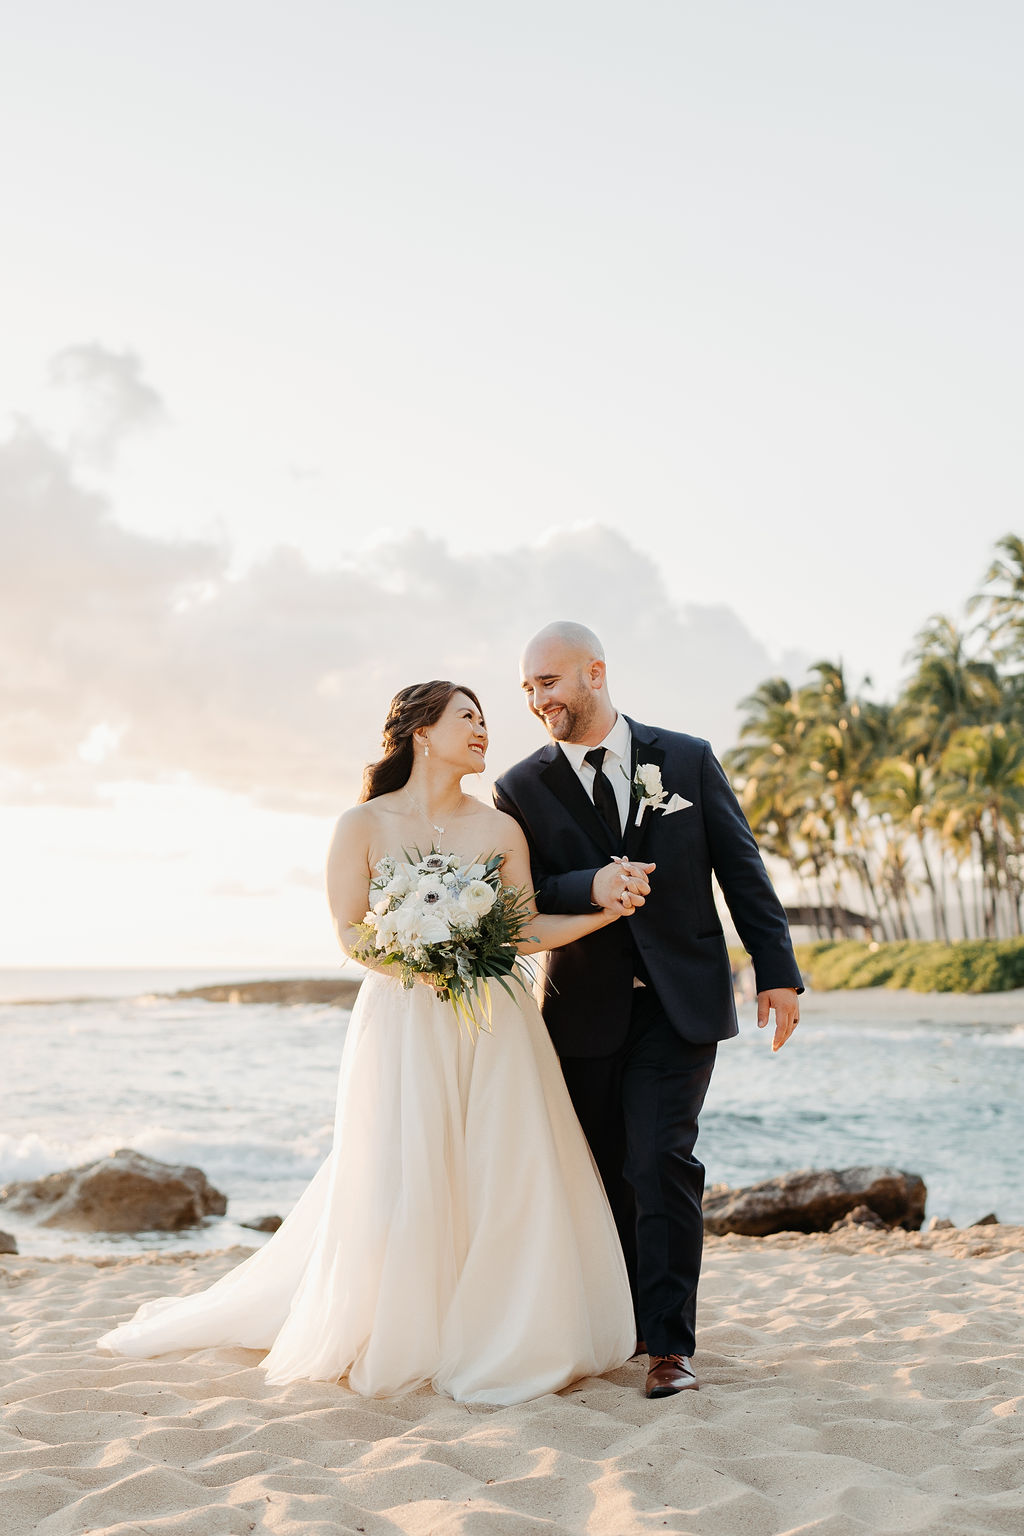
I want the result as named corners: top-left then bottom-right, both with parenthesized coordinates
top-left (539, 683), bottom-right (601, 743)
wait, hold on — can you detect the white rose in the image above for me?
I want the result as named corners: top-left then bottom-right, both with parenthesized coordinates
top-left (383, 865), bottom-right (414, 898)
top-left (419, 910), bottom-right (453, 945)
top-left (373, 912), bottom-right (400, 951)
top-left (459, 879), bottom-right (497, 919)
top-left (637, 763), bottom-right (663, 796)
top-left (448, 898), bottom-right (479, 931)
top-left (395, 905), bottom-right (450, 948)
top-left (396, 903), bottom-right (423, 940)
top-left (393, 894), bottom-right (422, 929)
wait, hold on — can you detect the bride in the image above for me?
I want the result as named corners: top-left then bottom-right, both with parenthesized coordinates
top-left (99, 680), bottom-right (637, 1405)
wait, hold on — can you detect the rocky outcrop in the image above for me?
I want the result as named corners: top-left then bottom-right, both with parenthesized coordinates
top-left (703, 1167), bottom-right (927, 1236)
top-left (240, 1215), bottom-right (282, 1233)
top-left (170, 978), bottom-right (362, 1007)
top-left (0, 1230), bottom-right (17, 1254)
top-left (0, 1149), bottom-right (228, 1233)
top-left (829, 1204), bottom-right (887, 1233)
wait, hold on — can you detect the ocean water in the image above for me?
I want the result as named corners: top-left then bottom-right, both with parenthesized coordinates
top-left (1, 970), bottom-right (1021, 1257)
top-left (0, 965), bottom-right (357, 1005)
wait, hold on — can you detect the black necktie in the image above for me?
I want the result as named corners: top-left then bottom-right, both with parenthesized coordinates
top-left (584, 748), bottom-right (621, 841)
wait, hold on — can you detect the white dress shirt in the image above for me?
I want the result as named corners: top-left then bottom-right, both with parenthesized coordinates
top-left (559, 713), bottom-right (632, 836)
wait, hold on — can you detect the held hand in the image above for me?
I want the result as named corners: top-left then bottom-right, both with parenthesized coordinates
top-left (591, 859), bottom-right (656, 915)
top-left (757, 988), bottom-right (800, 1052)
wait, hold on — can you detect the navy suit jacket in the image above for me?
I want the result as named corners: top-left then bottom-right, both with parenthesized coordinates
top-left (493, 717), bottom-right (803, 1056)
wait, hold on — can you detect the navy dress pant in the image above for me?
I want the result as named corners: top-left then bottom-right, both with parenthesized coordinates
top-left (558, 985), bottom-right (717, 1359)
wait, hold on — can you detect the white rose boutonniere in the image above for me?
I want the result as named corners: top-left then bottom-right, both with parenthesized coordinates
top-left (630, 761), bottom-right (667, 825)
top-left (628, 763), bottom-right (694, 825)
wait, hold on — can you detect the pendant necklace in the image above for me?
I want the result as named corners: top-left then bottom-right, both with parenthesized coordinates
top-left (405, 786), bottom-right (460, 846)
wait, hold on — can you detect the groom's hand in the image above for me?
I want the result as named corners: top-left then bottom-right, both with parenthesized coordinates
top-left (757, 988), bottom-right (800, 1052)
top-left (591, 860), bottom-right (655, 914)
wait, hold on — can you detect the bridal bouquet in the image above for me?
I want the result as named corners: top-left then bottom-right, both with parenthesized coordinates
top-left (350, 849), bottom-right (534, 1028)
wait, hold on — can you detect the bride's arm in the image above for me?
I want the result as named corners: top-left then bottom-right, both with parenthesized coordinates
top-left (497, 816), bottom-right (622, 955)
top-left (325, 807), bottom-right (377, 961)
top-left (326, 806), bottom-right (425, 983)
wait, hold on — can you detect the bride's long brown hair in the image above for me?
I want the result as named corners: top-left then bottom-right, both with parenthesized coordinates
top-left (360, 681), bottom-right (484, 802)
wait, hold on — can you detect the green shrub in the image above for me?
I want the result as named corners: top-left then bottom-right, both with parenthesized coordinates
top-left (787, 938), bottom-right (1024, 993)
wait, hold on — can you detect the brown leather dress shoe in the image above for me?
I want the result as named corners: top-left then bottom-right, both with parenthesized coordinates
top-left (645, 1354), bottom-right (698, 1397)
top-left (631, 1337), bottom-right (647, 1359)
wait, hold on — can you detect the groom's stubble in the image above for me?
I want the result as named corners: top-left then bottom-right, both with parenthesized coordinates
top-left (542, 672), bottom-right (603, 743)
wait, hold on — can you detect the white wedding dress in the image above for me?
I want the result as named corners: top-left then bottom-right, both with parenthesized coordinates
top-left (98, 966), bottom-right (635, 1405)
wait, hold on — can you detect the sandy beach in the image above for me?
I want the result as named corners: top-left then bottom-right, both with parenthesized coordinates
top-left (798, 985), bottom-right (1024, 1026)
top-left (3, 1224), bottom-right (1021, 1536)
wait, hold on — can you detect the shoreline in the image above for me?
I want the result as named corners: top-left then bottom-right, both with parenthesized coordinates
top-left (6, 972), bottom-right (1024, 1015)
top-left (7, 1220), bottom-right (1024, 1267)
top-left (0, 974), bottom-right (363, 1008)
top-left (798, 984), bottom-right (1024, 1024)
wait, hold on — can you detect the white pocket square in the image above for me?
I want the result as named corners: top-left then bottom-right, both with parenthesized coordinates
top-left (661, 794), bottom-right (693, 816)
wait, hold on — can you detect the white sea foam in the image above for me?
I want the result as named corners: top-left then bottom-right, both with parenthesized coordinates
top-left (0, 1127), bottom-right (331, 1187)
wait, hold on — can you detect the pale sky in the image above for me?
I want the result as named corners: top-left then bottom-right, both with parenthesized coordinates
top-left (2, 2), bottom-right (1021, 964)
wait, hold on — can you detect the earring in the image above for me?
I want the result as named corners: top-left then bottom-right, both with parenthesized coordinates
top-left (424, 743), bottom-right (430, 758)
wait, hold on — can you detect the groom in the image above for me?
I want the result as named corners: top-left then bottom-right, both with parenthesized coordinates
top-left (494, 622), bottom-right (802, 1397)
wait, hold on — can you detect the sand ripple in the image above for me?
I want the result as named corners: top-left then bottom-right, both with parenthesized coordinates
top-left (2, 1230), bottom-right (1022, 1535)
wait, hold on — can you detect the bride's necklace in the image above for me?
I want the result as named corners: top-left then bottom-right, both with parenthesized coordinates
top-left (405, 786), bottom-right (465, 844)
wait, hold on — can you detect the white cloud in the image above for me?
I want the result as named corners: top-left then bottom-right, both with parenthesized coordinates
top-left (47, 343), bottom-right (166, 467)
top-left (0, 389), bottom-right (788, 814)
top-left (76, 721), bottom-right (125, 764)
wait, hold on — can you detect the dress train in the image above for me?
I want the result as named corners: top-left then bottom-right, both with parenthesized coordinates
top-left (98, 971), bottom-right (635, 1405)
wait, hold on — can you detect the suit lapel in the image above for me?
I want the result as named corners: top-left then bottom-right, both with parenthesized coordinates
top-left (540, 745), bottom-right (619, 857)
top-left (624, 719), bottom-right (666, 860)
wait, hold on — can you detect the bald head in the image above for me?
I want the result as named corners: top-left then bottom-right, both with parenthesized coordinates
top-left (520, 621), bottom-right (616, 746)
top-left (523, 621), bottom-right (605, 666)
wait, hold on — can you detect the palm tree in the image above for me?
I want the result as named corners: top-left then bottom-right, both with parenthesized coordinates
top-left (723, 537), bottom-right (1024, 948)
top-left (897, 615), bottom-right (1002, 759)
top-left (937, 723), bottom-right (1024, 936)
top-left (870, 755), bottom-right (949, 940)
top-left (969, 533), bottom-right (1024, 667)
top-left (726, 678), bottom-right (822, 925)
top-left (796, 662), bottom-right (895, 937)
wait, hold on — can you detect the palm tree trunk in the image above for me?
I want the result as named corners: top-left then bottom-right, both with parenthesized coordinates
top-left (973, 829), bottom-right (986, 937)
top-left (934, 838), bottom-right (952, 940)
top-left (990, 811), bottom-right (1021, 938)
top-left (916, 831), bottom-right (947, 941)
top-left (857, 850), bottom-right (893, 942)
top-left (1011, 840), bottom-right (1024, 936)
top-left (813, 866), bottom-right (829, 939)
top-left (953, 855), bottom-right (971, 940)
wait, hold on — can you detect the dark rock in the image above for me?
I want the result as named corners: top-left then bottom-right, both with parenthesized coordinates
top-left (170, 978), bottom-right (362, 1007)
top-left (0, 1148), bottom-right (228, 1233)
top-left (0, 1230), bottom-right (17, 1254)
top-left (240, 1215), bottom-right (283, 1233)
top-left (970, 1213), bottom-right (999, 1226)
top-left (927, 1217), bottom-right (955, 1232)
top-left (702, 1166), bottom-right (927, 1236)
top-left (829, 1204), bottom-right (888, 1232)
